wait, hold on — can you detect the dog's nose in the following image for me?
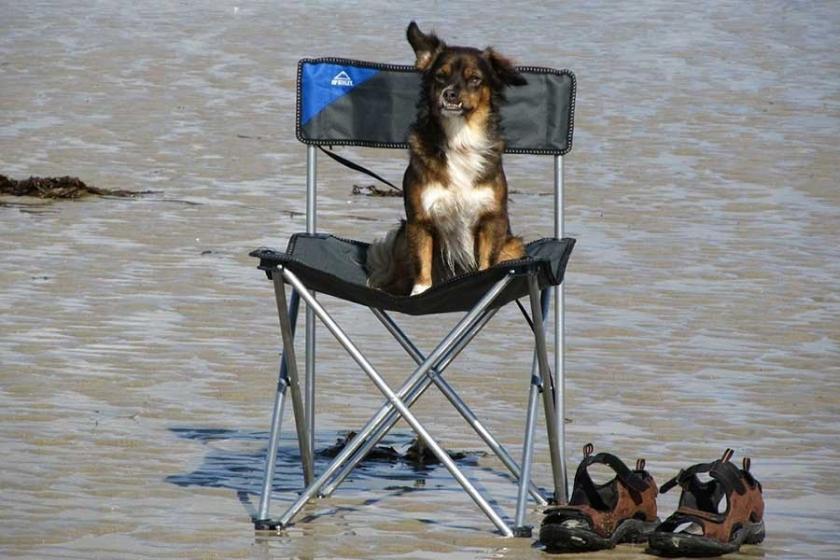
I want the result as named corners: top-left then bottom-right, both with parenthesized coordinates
top-left (443, 87), bottom-right (459, 103)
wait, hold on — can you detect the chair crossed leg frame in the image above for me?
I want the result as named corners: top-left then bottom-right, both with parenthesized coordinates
top-left (254, 266), bottom-right (565, 537)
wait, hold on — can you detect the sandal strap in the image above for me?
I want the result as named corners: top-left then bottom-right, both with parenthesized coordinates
top-left (675, 506), bottom-right (725, 523)
top-left (660, 462), bottom-right (714, 494)
top-left (575, 451), bottom-right (650, 498)
top-left (660, 458), bottom-right (746, 496)
top-left (660, 448), bottom-right (736, 494)
top-left (659, 509), bottom-right (720, 532)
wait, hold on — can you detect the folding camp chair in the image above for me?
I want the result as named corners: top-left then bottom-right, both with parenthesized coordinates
top-left (250, 57), bottom-right (577, 537)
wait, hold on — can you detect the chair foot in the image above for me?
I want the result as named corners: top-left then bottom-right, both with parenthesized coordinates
top-left (253, 518), bottom-right (283, 531)
top-left (513, 525), bottom-right (533, 538)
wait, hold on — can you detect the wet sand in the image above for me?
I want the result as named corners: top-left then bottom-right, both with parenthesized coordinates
top-left (1, 1), bottom-right (839, 559)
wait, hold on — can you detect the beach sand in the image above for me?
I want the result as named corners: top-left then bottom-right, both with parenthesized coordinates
top-left (1, 1), bottom-right (839, 558)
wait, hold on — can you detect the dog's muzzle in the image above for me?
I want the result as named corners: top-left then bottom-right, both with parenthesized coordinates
top-left (440, 87), bottom-right (465, 115)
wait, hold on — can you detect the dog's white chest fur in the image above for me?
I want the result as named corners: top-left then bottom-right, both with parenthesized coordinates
top-left (420, 117), bottom-right (494, 273)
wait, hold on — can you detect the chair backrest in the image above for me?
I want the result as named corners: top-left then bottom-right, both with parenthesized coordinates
top-left (293, 59), bottom-right (575, 502)
top-left (296, 57), bottom-right (576, 156)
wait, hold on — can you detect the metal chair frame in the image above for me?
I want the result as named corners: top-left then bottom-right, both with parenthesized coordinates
top-left (251, 142), bottom-right (569, 536)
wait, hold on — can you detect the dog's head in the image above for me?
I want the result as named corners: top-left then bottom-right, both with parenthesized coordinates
top-left (407, 21), bottom-right (526, 121)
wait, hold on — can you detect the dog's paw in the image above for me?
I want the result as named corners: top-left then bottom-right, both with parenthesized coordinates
top-left (410, 282), bottom-right (431, 296)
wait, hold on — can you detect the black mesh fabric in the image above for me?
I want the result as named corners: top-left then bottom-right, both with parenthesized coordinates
top-left (251, 234), bottom-right (575, 315)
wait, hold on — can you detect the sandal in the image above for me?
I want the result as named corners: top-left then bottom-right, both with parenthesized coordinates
top-left (539, 443), bottom-right (659, 553)
top-left (648, 448), bottom-right (765, 557)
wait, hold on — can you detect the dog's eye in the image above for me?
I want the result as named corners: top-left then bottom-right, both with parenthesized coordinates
top-left (469, 77), bottom-right (482, 87)
top-left (434, 73), bottom-right (447, 84)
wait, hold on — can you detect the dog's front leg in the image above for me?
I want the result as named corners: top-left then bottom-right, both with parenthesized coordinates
top-left (407, 221), bottom-right (434, 295)
top-left (475, 214), bottom-right (508, 271)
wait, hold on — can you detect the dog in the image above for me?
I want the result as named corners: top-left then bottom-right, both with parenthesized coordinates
top-left (366, 22), bottom-right (528, 296)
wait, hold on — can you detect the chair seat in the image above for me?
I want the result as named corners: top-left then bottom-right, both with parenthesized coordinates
top-left (251, 233), bottom-right (575, 315)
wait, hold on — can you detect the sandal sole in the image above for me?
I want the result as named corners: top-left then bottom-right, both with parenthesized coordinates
top-left (647, 520), bottom-right (765, 557)
top-left (540, 517), bottom-right (660, 553)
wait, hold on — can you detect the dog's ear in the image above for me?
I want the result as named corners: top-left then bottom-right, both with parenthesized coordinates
top-left (407, 21), bottom-right (445, 71)
top-left (484, 48), bottom-right (527, 87)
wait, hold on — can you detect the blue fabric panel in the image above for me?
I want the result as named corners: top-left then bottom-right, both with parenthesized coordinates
top-left (300, 62), bottom-right (379, 125)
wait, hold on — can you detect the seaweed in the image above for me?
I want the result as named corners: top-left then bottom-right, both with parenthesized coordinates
top-left (351, 183), bottom-right (402, 197)
top-left (0, 175), bottom-right (150, 199)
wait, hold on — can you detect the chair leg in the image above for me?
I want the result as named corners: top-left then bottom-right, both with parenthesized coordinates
top-left (514, 353), bottom-right (542, 535)
top-left (554, 306), bottom-right (569, 504)
top-left (528, 275), bottom-right (565, 502)
top-left (305, 299), bottom-right (316, 465)
top-left (278, 268), bottom-right (516, 536)
top-left (513, 287), bottom-right (551, 534)
top-left (273, 272), bottom-right (314, 486)
top-left (254, 287), bottom-right (300, 528)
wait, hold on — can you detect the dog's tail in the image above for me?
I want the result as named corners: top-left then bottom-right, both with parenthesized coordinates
top-left (366, 220), bottom-right (406, 291)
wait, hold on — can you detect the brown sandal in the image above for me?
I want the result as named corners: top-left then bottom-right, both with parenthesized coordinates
top-left (539, 443), bottom-right (659, 552)
top-left (648, 449), bottom-right (765, 557)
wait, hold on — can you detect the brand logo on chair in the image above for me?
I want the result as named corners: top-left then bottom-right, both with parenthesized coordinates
top-left (330, 71), bottom-right (354, 87)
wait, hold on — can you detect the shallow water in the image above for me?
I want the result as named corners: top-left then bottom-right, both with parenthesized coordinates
top-left (1, 1), bottom-right (839, 559)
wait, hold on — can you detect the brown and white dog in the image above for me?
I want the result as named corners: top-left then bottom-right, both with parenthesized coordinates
top-left (367, 22), bottom-right (528, 296)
